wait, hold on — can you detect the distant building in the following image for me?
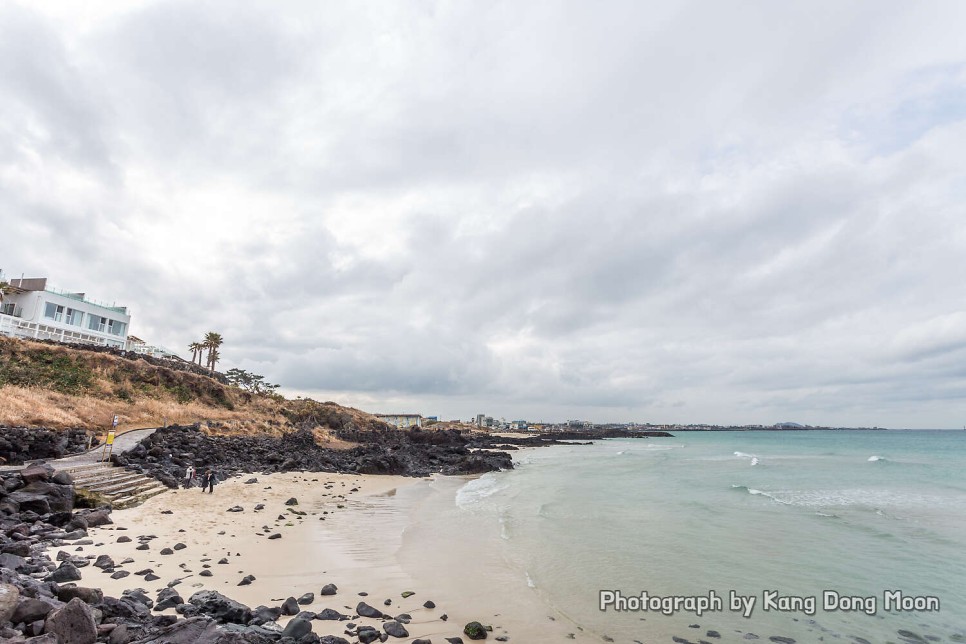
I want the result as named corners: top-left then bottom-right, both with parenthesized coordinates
top-left (125, 335), bottom-right (179, 359)
top-left (510, 420), bottom-right (528, 431)
top-left (0, 275), bottom-right (131, 349)
top-left (375, 414), bottom-right (423, 429)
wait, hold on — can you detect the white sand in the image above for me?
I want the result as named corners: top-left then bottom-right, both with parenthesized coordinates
top-left (51, 471), bottom-right (597, 642)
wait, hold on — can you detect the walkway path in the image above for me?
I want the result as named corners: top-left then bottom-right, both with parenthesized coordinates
top-left (1, 426), bottom-right (169, 507)
top-left (0, 426), bottom-right (159, 472)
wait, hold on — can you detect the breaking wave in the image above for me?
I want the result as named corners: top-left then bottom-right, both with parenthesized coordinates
top-left (456, 475), bottom-right (507, 508)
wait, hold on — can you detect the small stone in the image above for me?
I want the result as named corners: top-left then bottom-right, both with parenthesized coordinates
top-left (384, 620), bottom-right (409, 638)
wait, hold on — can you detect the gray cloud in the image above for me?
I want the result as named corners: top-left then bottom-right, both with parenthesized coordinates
top-left (3, 1), bottom-right (966, 427)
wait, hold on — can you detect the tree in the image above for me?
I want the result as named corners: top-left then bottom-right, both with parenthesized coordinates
top-left (225, 367), bottom-right (280, 395)
top-left (207, 347), bottom-right (220, 372)
top-left (188, 342), bottom-right (205, 365)
top-left (203, 331), bottom-right (223, 372)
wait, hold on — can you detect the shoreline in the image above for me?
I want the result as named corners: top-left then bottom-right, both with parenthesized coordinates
top-left (50, 466), bottom-right (598, 642)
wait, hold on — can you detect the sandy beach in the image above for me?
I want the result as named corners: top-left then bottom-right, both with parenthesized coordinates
top-left (49, 470), bottom-right (597, 642)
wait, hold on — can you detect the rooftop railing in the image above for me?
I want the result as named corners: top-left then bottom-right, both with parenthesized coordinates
top-left (45, 286), bottom-right (128, 314)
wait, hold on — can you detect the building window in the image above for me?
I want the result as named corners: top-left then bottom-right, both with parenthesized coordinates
top-left (65, 308), bottom-right (84, 326)
top-left (107, 320), bottom-right (126, 336)
top-left (88, 315), bottom-right (106, 332)
top-left (44, 302), bottom-right (65, 322)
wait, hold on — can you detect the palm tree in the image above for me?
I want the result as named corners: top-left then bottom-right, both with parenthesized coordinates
top-left (203, 331), bottom-right (223, 373)
top-left (188, 342), bottom-right (205, 364)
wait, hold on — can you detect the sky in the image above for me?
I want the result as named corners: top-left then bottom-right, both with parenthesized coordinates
top-left (3, 1), bottom-right (966, 428)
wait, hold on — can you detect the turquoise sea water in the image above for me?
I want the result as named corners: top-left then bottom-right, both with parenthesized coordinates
top-left (419, 430), bottom-right (966, 643)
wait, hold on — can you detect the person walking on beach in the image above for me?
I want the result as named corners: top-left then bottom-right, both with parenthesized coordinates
top-left (183, 465), bottom-right (195, 489)
top-left (202, 469), bottom-right (216, 494)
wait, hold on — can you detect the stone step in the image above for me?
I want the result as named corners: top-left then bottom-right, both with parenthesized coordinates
top-left (111, 485), bottom-right (169, 509)
top-left (64, 460), bottom-right (169, 508)
top-left (84, 476), bottom-right (160, 496)
top-left (71, 470), bottom-right (144, 487)
top-left (61, 462), bottom-right (115, 476)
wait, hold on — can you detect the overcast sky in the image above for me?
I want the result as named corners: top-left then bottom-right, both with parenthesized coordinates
top-left (3, 1), bottom-right (966, 427)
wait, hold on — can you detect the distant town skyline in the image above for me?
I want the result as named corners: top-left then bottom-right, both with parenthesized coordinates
top-left (3, 2), bottom-right (966, 429)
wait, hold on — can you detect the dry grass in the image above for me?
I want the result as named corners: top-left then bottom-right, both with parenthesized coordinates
top-left (0, 384), bottom-right (290, 433)
top-left (0, 338), bottom-right (395, 441)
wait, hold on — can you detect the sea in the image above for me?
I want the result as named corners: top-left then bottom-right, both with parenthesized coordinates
top-left (346, 430), bottom-right (966, 643)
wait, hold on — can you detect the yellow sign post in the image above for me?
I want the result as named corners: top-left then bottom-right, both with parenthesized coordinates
top-left (101, 414), bottom-right (119, 462)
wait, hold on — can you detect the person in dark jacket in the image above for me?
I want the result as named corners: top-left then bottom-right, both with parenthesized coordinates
top-left (202, 469), bottom-right (217, 494)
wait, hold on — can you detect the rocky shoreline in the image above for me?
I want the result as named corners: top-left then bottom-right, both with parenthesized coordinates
top-left (109, 424), bottom-right (674, 489)
top-left (111, 425), bottom-right (514, 489)
top-left (0, 464), bottom-right (522, 643)
top-left (0, 425), bottom-right (674, 643)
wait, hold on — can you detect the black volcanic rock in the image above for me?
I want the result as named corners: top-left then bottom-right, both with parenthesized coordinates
top-left (111, 424), bottom-right (514, 483)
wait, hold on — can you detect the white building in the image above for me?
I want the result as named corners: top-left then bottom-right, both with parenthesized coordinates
top-left (0, 275), bottom-right (131, 349)
top-left (125, 335), bottom-right (179, 359)
top-left (375, 414), bottom-right (423, 429)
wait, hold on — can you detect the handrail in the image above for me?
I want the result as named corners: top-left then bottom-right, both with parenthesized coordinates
top-left (44, 287), bottom-right (128, 314)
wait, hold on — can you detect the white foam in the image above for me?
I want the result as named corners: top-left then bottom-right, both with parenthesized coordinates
top-left (868, 455), bottom-right (884, 462)
top-left (499, 515), bottom-right (511, 540)
top-left (455, 475), bottom-right (507, 508)
top-left (731, 484), bottom-right (790, 505)
top-left (750, 457), bottom-right (760, 466)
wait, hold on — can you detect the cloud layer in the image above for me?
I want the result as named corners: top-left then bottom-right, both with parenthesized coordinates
top-left (4, 1), bottom-right (966, 427)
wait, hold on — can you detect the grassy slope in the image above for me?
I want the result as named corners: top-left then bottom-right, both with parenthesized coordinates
top-left (0, 337), bottom-right (381, 444)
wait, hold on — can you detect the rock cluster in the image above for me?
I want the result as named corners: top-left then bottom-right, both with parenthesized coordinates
top-left (0, 466), bottom-right (282, 642)
top-left (0, 427), bottom-right (95, 466)
top-left (113, 425), bottom-right (513, 488)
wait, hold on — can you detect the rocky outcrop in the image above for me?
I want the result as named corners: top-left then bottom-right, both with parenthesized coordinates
top-left (112, 425), bottom-right (513, 484)
top-left (0, 427), bottom-right (94, 465)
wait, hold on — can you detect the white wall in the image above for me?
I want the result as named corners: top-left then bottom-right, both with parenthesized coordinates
top-left (0, 290), bottom-right (131, 348)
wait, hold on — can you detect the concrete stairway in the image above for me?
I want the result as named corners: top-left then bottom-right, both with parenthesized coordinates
top-left (63, 462), bottom-right (168, 509)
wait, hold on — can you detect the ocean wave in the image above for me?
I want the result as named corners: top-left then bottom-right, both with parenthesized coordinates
top-left (730, 484), bottom-right (790, 504)
top-left (455, 475), bottom-right (507, 508)
top-left (868, 455), bottom-right (886, 462)
top-left (734, 451), bottom-right (761, 466)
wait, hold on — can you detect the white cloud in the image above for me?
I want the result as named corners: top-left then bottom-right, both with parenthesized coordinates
top-left (3, 1), bottom-right (966, 427)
